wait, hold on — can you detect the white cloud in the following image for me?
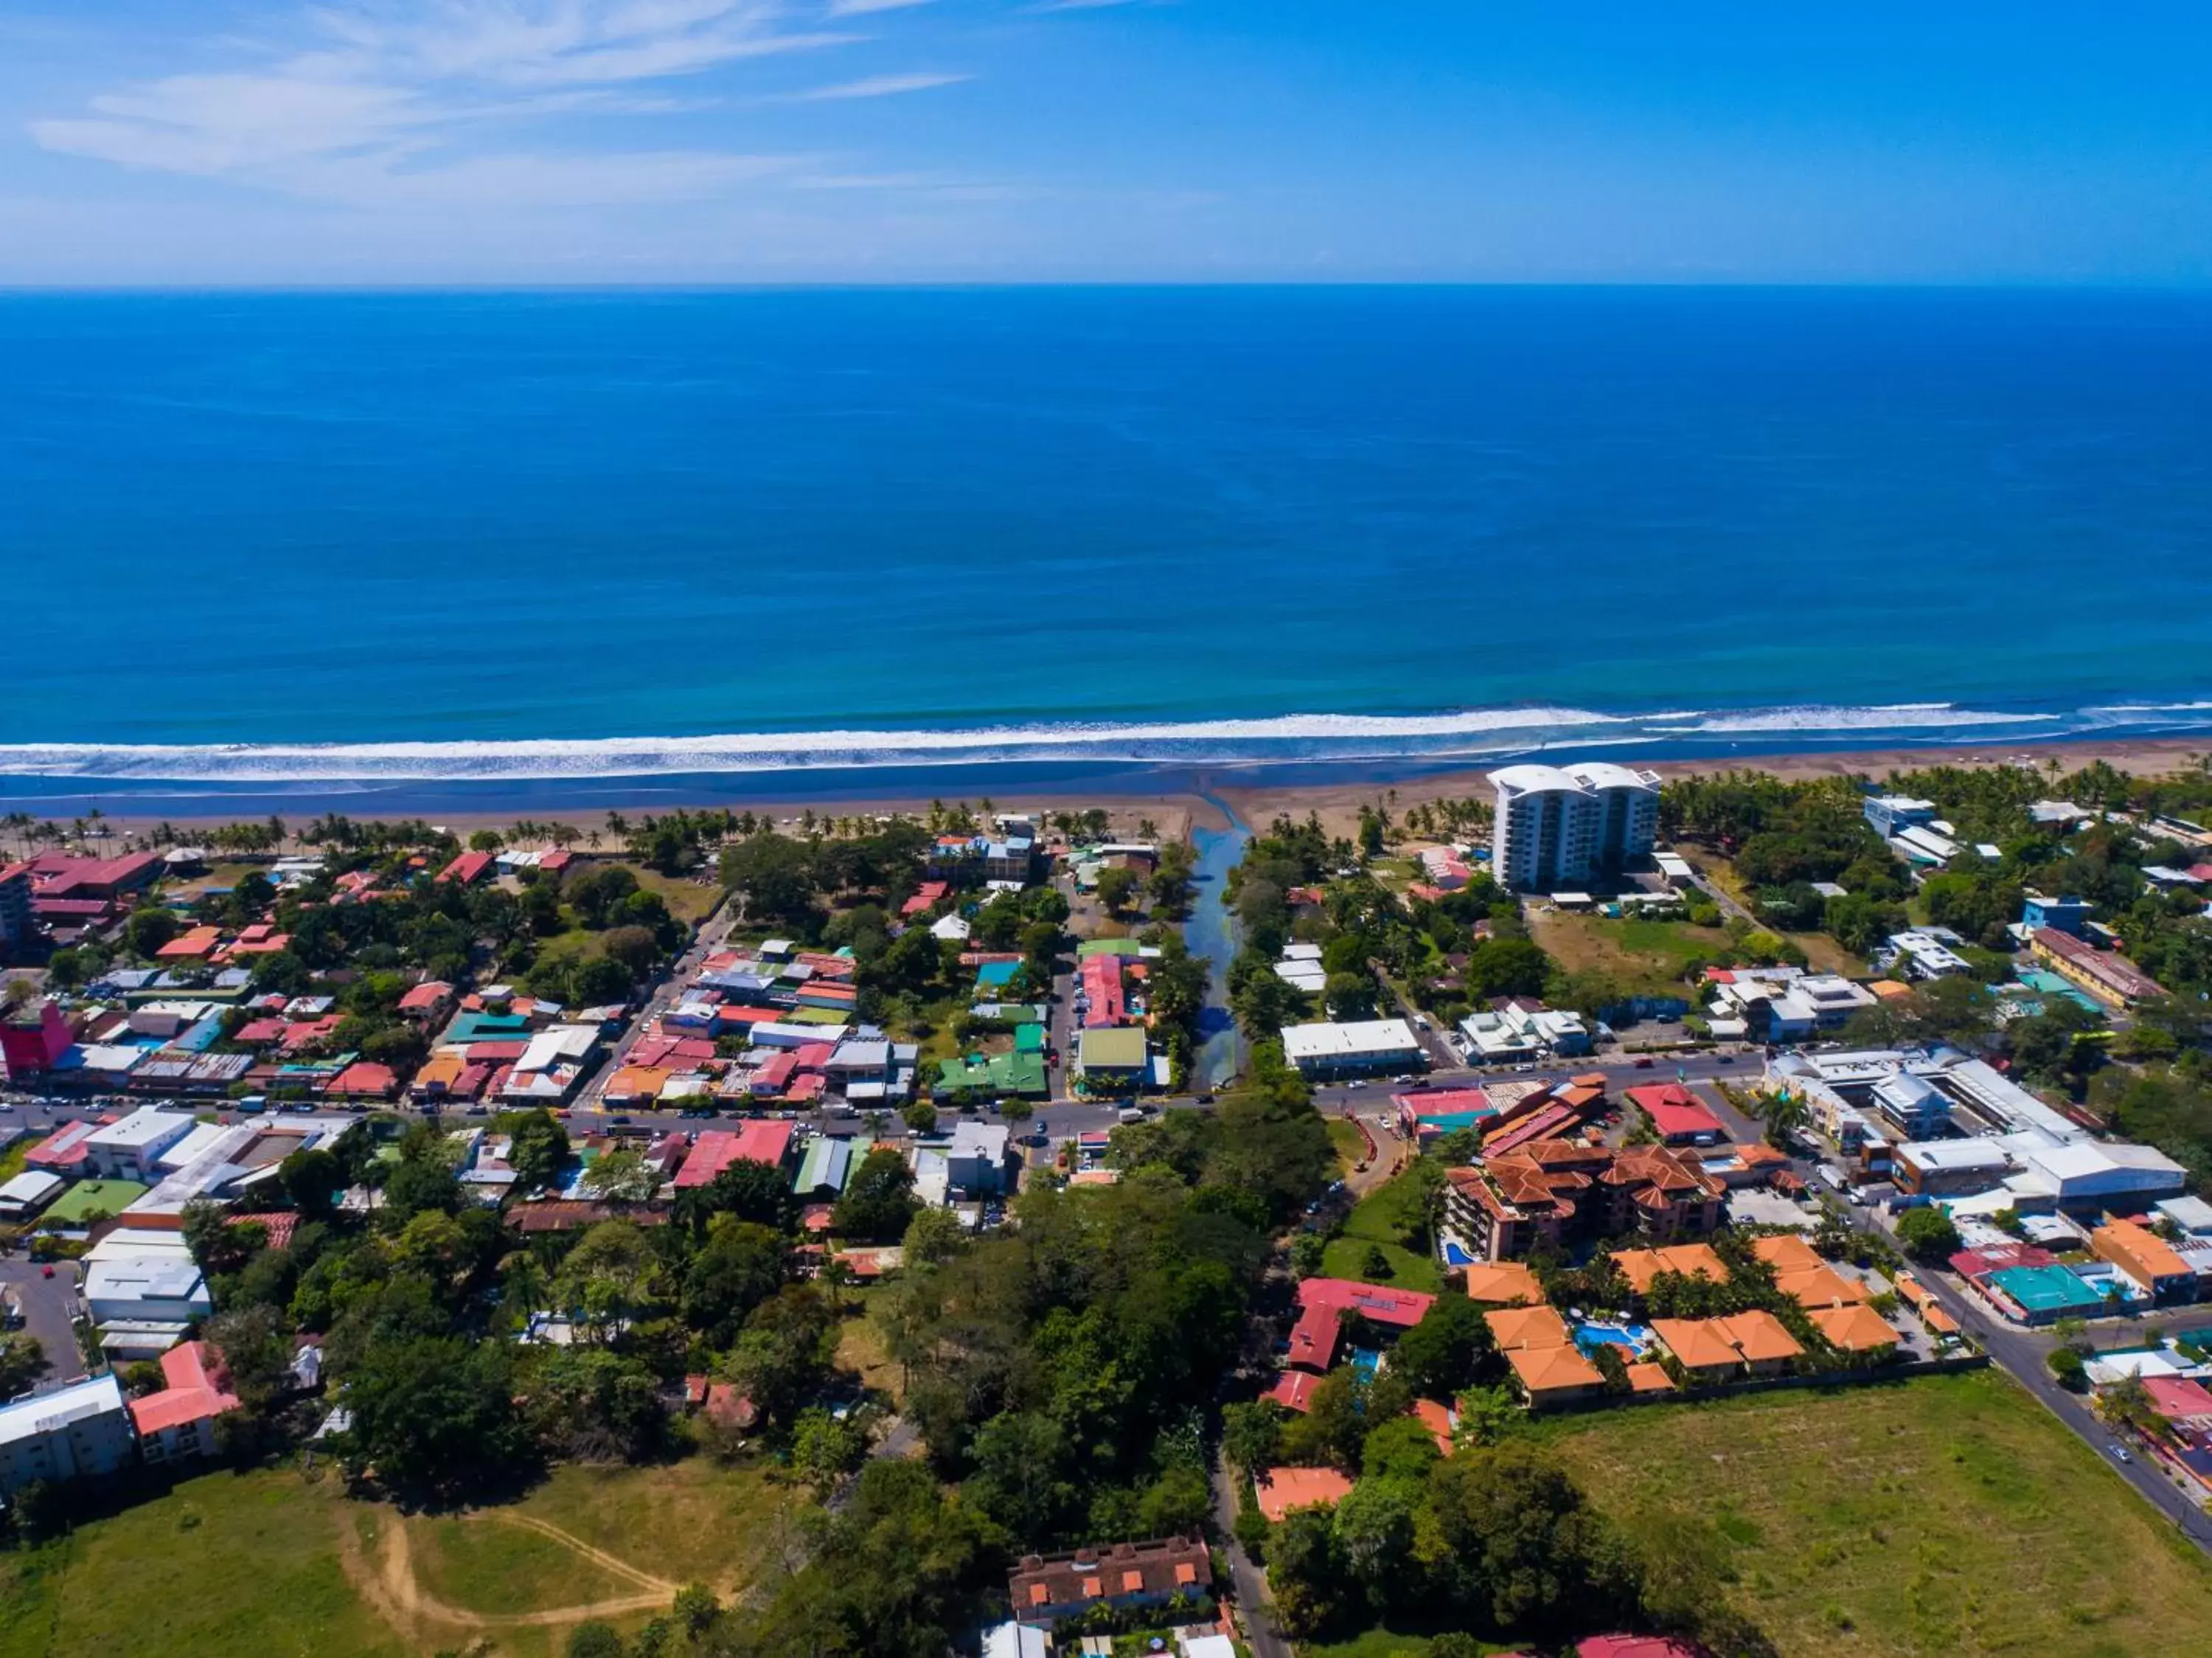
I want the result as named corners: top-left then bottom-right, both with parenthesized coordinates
top-left (787, 71), bottom-right (969, 100)
top-left (29, 1), bottom-right (874, 205)
top-left (825, 0), bottom-right (934, 14)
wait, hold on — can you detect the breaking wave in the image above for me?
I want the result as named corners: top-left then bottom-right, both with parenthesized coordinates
top-left (1, 698), bottom-right (2199, 784)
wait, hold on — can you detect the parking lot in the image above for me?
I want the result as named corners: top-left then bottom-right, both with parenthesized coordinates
top-left (0, 1256), bottom-right (87, 1389)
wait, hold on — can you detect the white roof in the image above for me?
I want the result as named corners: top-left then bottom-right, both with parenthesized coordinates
top-left (155, 1121), bottom-right (235, 1170)
top-left (1487, 763), bottom-right (1585, 796)
top-left (1280, 1018), bottom-right (1422, 1061)
top-left (84, 1107), bottom-right (195, 1153)
top-left (980, 1622), bottom-right (1050, 1658)
top-left (0, 1170), bottom-right (64, 1208)
top-left (83, 1254), bottom-right (206, 1304)
top-left (1897, 1139), bottom-right (2008, 1172)
top-left (949, 1121), bottom-right (1009, 1161)
top-left (929, 914), bottom-right (972, 941)
top-left (2155, 1195), bottom-right (2212, 1235)
top-left (516, 1024), bottom-right (599, 1073)
top-left (0, 1375), bottom-right (126, 1449)
top-left (1565, 760), bottom-right (1660, 792)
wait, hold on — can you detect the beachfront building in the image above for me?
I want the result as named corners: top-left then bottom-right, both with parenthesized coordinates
top-left (1487, 762), bottom-right (1659, 892)
top-left (1862, 795), bottom-right (1936, 838)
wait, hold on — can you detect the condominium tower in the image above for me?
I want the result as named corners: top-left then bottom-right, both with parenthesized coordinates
top-left (1487, 761), bottom-right (1661, 892)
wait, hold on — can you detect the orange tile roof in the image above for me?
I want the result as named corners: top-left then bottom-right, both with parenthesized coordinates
top-left (1624, 1362), bottom-right (1677, 1393)
top-left (1458, 1261), bottom-right (1545, 1306)
top-left (1411, 1398), bottom-right (1456, 1454)
top-left (1253, 1466), bottom-right (1356, 1522)
top-left (1650, 1317), bottom-right (1741, 1372)
top-left (1714, 1310), bottom-right (1804, 1364)
top-left (1921, 1303), bottom-right (1961, 1335)
top-left (1121, 1569), bottom-right (1143, 1593)
top-left (1505, 1342), bottom-right (1604, 1396)
top-left (1810, 1303), bottom-right (1899, 1353)
top-left (1611, 1243), bottom-right (1727, 1294)
top-left (1773, 1263), bottom-right (1869, 1310)
top-left (1750, 1233), bottom-right (1825, 1274)
top-left (1485, 1305), bottom-right (1572, 1352)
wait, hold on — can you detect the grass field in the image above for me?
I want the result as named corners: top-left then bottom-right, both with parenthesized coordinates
top-left (1329, 1117), bottom-right (1368, 1173)
top-left (0, 1456), bottom-right (787, 1658)
top-left (1540, 1369), bottom-right (2212, 1658)
top-left (1531, 909), bottom-right (1860, 993)
top-left (1322, 1168), bottom-right (1441, 1291)
top-left (621, 864), bottom-right (723, 926)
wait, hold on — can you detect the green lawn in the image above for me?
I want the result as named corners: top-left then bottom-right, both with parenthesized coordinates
top-left (1307, 1633), bottom-right (1523, 1658)
top-left (1528, 910), bottom-right (1731, 998)
top-left (1328, 1117), bottom-right (1368, 1173)
top-left (0, 1456), bottom-right (787, 1658)
top-left (1321, 1168), bottom-right (1442, 1291)
top-left (619, 864), bottom-right (723, 926)
top-left (1538, 1369), bottom-right (2212, 1658)
top-left (0, 1469), bottom-right (406, 1658)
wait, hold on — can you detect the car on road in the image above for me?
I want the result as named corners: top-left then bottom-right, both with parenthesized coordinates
top-left (1632, 1056), bottom-right (1655, 1068)
top-left (1195, 1092), bottom-right (1214, 1104)
top-left (1346, 1079), bottom-right (1367, 1090)
top-left (2110, 1442), bottom-right (2133, 1463)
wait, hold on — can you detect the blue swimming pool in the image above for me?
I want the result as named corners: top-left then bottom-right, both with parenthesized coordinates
top-left (1420, 1110), bottom-right (1495, 1133)
top-left (1443, 1241), bottom-right (1478, 1268)
top-left (1572, 1320), bottom-right (1655, 1359)
top-left (1351, 1347), bottom-right (1382, 1383)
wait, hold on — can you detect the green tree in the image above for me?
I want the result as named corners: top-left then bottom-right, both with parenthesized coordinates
top-left (1896, 1206), bottom-right (1962, 1261)
top-left (681, 1218), bottom-right (790, 1347)
top-left (1220, 1399), bottom-right (1286, 1476)
top-left (335, 1336), bottom-right (535, 1502)
top-left (1388, 1291), bottom-right (1492, 1399)
top-left (835, 1148), bottom-right (920, 1243)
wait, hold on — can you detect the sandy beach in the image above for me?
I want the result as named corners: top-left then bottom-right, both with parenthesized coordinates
top-left (10, 735), bottom-right (2205, 852)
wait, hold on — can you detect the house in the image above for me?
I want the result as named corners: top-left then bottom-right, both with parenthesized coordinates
top-left (1649, 1311), bottom-right (1802, 1378)
top-left (945, 1121), bottom-right (1013, 1196)
top-left (1884, 929), bottom-right (1972, 979)
top-left (1456, 1261), bottom-right (1545, 1306)
top-left (674, 1121), bottom-right (797, 1188)
top-left (1279, 1018), bottom-right (1426, 1081)
top-left (1808, 1302), bottom-right (1899, 1357)
top-left (128, 1340), bottom-right (241, 1463)
top-left (436, 850), bottom-right (494, 886)
top-left (1610, 1243), bottom-right (1727, 1297)
top-left (397, 980), bottom-right (455, 1019)
top-left (2090, 1215), bottom-right (2199, 1304)
top-left (83, 1230), bottom-right (212, 1355)
top-left (1253, 1466), bottom-right (1355, 1522)
top-left (0, 1170), bottom-right (65, 1220)
top-left (1007, 1535), bottom-right (1211, 1624)
top-left (1286, 1277), bottom-right (1436, 1372)
top-left (1863, 795), bottom-right (1936, 838)
top-left (1625, 1083), bottom-right (1724, 1146)
top-left (0, 1375), bottom-right (137, 1498)
top-left (1484, 1305), bottom-right (1605, 1406)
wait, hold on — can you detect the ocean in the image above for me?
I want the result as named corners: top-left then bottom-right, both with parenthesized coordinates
top-left (4, 286), bottom-right (2211, 806)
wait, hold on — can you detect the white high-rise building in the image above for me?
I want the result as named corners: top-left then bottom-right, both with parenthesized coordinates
top-left (1488, 761), bottom-right (1660, 892)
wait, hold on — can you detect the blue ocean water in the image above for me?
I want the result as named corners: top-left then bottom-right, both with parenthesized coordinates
top-left (4, 287), bottom-right (2211, 790)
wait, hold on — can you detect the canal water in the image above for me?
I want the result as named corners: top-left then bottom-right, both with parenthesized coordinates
top-left (1184, 790), bottom-right (1253, 1087)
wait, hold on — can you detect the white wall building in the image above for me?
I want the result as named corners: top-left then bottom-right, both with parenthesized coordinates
top-left (1281, 1018), bottom-right (1426, 1079)
top-left (0, 1376), bottom-right (136, 1498)
top-left (1488, 762), bottom-right (1660, 892)
top-left (81, 1108), bottom-right (197, 1182)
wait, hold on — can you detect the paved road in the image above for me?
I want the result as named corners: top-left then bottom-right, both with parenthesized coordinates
top-left (571, 894), bottom-right (741, 1111)
top-left (1209, 1460), bottom-right (1290, 1658)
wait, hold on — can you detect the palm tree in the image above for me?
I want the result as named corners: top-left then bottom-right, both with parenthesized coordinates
top-left (1762, 1089), bottom-right (1812, 1152)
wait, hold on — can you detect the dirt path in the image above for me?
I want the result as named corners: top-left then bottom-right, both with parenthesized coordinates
top-left (338, 1505), bottom-right (679, 1645)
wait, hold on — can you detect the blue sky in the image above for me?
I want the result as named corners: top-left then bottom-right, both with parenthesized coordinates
top-left (3, 1), bottom-right (2208, 283)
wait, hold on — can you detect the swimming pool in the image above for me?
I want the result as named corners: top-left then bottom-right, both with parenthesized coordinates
top-left (1443, 1240), bottom-right (1478, 1268)
top-left (1572, 1320), bottom-right (1655, 1359)
top-left (1419, 1110), bottom-right (1495, 1134)
top-left (1351, 1347), bottom-right (1382, 1384)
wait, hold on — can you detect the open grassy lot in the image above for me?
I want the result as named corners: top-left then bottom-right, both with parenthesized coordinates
top-left (1539, 1369), bottom-right (2212, 1658)
top-left (0, 1469), bottom-right (405, 1658)
top-left (0, 1456), bottom-right (788, 1658)
top-left (1530, 910), bottom-right (1733, 999)
top-left (1307, 1634), bottom-right (1523, 1658)
top-left (1321, 1168), bottom-right (1441, 1291)
top-left (1328, 1117), bottom-right (1368, 1173)
top-left (620, 863), bottom-right (723, 926)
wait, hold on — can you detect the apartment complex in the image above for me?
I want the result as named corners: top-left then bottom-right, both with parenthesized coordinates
top-left (1487, 762), bottom-right (1660, 892)
top-left (1442, 1140), bottom-right (1726, 1261)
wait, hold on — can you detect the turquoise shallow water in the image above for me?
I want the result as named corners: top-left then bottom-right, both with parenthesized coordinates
top-left (4, 287), bottom-right (2211, 787)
